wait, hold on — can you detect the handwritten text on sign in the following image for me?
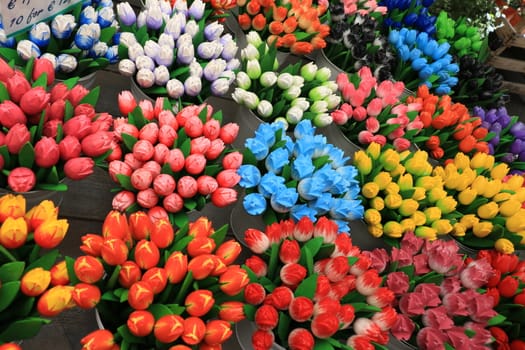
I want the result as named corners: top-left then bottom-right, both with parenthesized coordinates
top-left (1, 0), bottom-right (82, 37)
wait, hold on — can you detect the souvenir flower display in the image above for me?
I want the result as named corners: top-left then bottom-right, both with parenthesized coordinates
top-left (0, 0), bottom-right (118, 79)
top-left (366, 232), bottom-right (503, 350)
top-left (67, 212), bottom-right (249, 349)
top-left (0, 58), bottom-right (112, 192)
top-left (237, 119), bottom-right (364, 232)
top-left (475, 249), bottom-right (525, 349)
top-left (388, 27), bottom-right (459, 94)
top-left (116, 0), bottom-right (239, 102)
top-left (108, 92), bottom-right (240, 226)
top-left (432, 152), bottom-right (525, 252)
top-left (435, 12), bottom-right (486, 58)
top-left (405, 85), bottom-right (490, 161)
top-left (0, 195), bottom-right (72, 344)
top-left (236, 0), bottom-right (330, 55)
top-left (356, 142), bottom-right (458, 242)
top-left (233, 32), bottom-right (341, 128)
top-left (242, 216), bottom-right (398, 350)
top-left (473, 105), bottom-right (525, 170)
top-left (379, 0), bottom-right (437, 35)
top-left (333, 67), bottom-right (423, 151)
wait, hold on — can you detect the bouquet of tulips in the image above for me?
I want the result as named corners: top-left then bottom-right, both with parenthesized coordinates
top-left (366, 232), bottom-right (503, 350)
top-left (236, 0), bottom-right (329, 55)
top-left (380, 0), bottom-right (437, 35)
top-left (432, 152), bottom-right (525, 253)
top-left (237, 119), bottom-right (364, 233)
top-left (474, 250), bottom-right (525, 349)
top-left (0, 0), bottom-right (118, 79)
top-left (67, 211), bottom-right (249, 350)
top-left (0, 195), bottom-right (72, 345)
top-left (242, 216), bottom-right (398, 350)
top-left (0, 58), bottom-right (113, 192)
top-left (108, 92), bottom-right (241, 226)
top-left (233, 32), bottom-right (342, 128)
top-left (333, 67), bottom-right (423, 151)
top-left (116, 0), bottom-right (239, 102)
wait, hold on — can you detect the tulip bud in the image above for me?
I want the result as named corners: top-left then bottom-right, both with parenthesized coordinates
top-left (72, 283), bottom-right (101, 309)
top-left (21, 267), bottom-right (51, 297)
top-left (64, 157), bottom-right (95, 180)
top-left (37, 285), bottom-right (74, 317)
top-left (7, 167), bottom-right (36, 193)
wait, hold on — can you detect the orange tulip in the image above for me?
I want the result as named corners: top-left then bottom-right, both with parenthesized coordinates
top-left (0, 194), bottom-right (25, 222)
top-left (134, 239), bottom-right (160, 270)
top-left (165, 251), bottom-right (188, 283)
top-left (290, 41), bottom-right (314, 55)
top-left (25, 199), bottom-right (58, 231)
top-left (311, 35), bottom-right (327, 50)
top-left (269, 21), bottom-right (284, 35)
top-left (37, 285), bottom-right (75, 317)
top-left (0, 343), bottom-right (22, 350)
top-left (252, 13), bottom-right (267, 31)
top-left (185, 289), bottom-right (215, 317)
top-left (215, 240), bottom-right (241, 265)
top-left (458, 135), bottom-right (477, 153)
top-left (246, 0), bottom-right (261, 15)
top-left (142, 267), bottom-right (168, 294)
top-left (127, 310), bottom-right (155, 337)
top-left (182, 317), bottom-right (207, 345)
top-left (74, 255), bottom-right (105, 284)
top-left (129, 211), bottom-right (154, 240)
top-left (238, 13), bottom-right (252, 31)
top-left (100, 238), bottom-right (129, 266)
top-left (50, 260), bottom-right (69, 286)
top-left (118, 260), bottom-right (142, 288)
top-left (279, 33), bottom-right (297, 48)
top-left (188, 254), bottom-right (217, 280)
top-left (283, 17), bottom-right (298, 33)
top-left (72, 283), bottom-right (101, 309)
top-left (33, 219), bottom-right (69, 249)
top-left (218, 301), bottom-right (246, 322)
top-left (273, 5), bottom-right (288, 21)
top-left (21, 267), bottom-right (51, 296)
top-left (187, 236), bottom-right (217, 257)
top-left (0, 216), bottom-right (28, 249)
top-left (210, 254), bottom-right (228, 276)
top-left (472, 126), bottom-right (489, 139)
top-left (188, 217), bottom-right (214, 237)
top-left (218, 265), bottom-right (250, 296)
top-left (80, 233), bottom-right (104, 256)
top-left (453, 122), bottom-right (474, 140)
top-left (203, 320), bottom-right (232, 346)
top-left (102, 210), bottom-right (132, 245)
top-left (150, 218), bottom-right (174, 248)
top-left (80, 329), bottom-right (115, 350)
top-left (154, 314), bottom-right (185, 343)
top-left (128, 281), bottom-right (155, 310)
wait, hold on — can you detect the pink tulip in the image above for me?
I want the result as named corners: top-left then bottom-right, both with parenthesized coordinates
top-left (216, 169), bottom-right (240, 188)
top-left (163, 193), bottom-right (184, 213)
top-left (371, 134), bottom-right (386, 146)
top-left (153, 143), bottom-right (170, 164)
top-left (330, 109), bottom-right (349, 125)
top-left (366, 98), bottom-right (383, 118)
top-left (138, 100), bottom-right (154, 120)
top-left (63, 115), bottom-right (93, 140)
top-left (5, 123), bottom-right (30, 154)
top-left (154, 97), bottom-right (166, 117)
top-left (387, 127), bottom-right (405, 141)
top-left (132, 139), bottom-right (155, 162)
top-left (197, 175), bottom-right (219, 195)
top-left (139, 123), bottom-right (159, 144)
top-left (81, 131), bottom-right (113, 157)
top-left (67, 85), bottom-right (89, 107)
top-left (112, 190), bottom-right (136, 211)
top-left (0, 100), bottom-right (27, 128)
top-left (32, 58), bottom-right (55, 85)
top-left (205, 138), bottom-right (225, 160)
top-left (222, 151), bottom-right (243, 170)
top-left (219, 123), bottom-right (239, 145)
top-left (184, 154), bottom-right (206, 175)
top-left (393, 138), bottom-right (411, 152)
top-left (43, 120), bottom-right (62, 138)
top-left (107, 142), bottom-right (122, 162)
top-left (74, 104), bottom-right (96, 120)
top-left (91, 113), bottom-right (113, 133)
top-left (0, 58), bottom-right (15, 83)
top-left (7, 167), bottom-right (36, 192)
top-left (211, 187), bottom-right (237, 207)
top-left (50, 83), bottom-right (70, 103)
top-left (124, 153), bottom-right (144, 170)
top-left (176, 105), bottom-right (200, 127)
top-left (130, 168), bottom-right (153, 190)
top-left (137, 188), bottom-right (158, 208)
top-left (158, 125), bottom-right (177, 147)
top-left (108, 160), bottom-right (133, 183)
top-left (365, 117), bottom-right (380, 134)
top-left (357, 130), bottom-right (374, 145)
top-left (59, 135), bottom-right (82, 161)
top-left (6, 71), bottom-right (31, 103)
top-left (142, 160), bottom-right (161, 178)
top-left (190, 136), bottom-right (211, 154)
top-left (47, 99), bottom-right (66, 121)
top-left (153, 174), bottom-right (176, 196)
top-left (203, 119), bottom-right (221, 140)
top-left (352, 106), bottom-right (368, 122)
top-left (64, 157), bottom-right (95, 180)
top-left (183, 116), bottom-right (204, 138)
top-left (34, 137), bottom-right (60, 168)
top-left (166, 149), bottom-right (185, 172)
top-left (118, 91), bottom-right (137, 116)
top-left (147, 206), bottom-right (169, 223)
top-left (177, 176), bottom-right (198, 198)
top-left (158, 110), bottom-right (178, 129)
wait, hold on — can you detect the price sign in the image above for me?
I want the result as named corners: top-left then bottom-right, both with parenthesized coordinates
top-left (1, 0), bottom-right (82, 37)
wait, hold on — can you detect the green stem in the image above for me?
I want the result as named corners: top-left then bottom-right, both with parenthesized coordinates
top-left (174, 272), bottom-right (193, 305)
top-left (105, 265), bottom-right (122, 291)
top-left (0, 245), bottom-right (17, 262)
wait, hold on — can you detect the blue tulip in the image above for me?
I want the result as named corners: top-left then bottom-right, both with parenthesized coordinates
top-left (404, 13), bottom-right (418, 26)
top-left (445, 63), bottom-right (459, 74)
top-left (270, 188), bottom-right (299, 213)
top-left (432, 42), bottom-right (450, 60)
top-left (238, 164), bottom-right (262, 188)
top-left (105, 44), bottom-right (119, 63)
top-left (418, 66), bottom-right (433, 80)
top-left (243, 193), bottom-right (267, 215)
top-left (258, 173), bottom-right (286, 198)
top-left (97, 6), bottom-right (115, 28)
top-left (405, 29), bottom-right (418, 46)
top-left (51, 14), bottom-right (76, 39)
top-left (434, 84), bottom-right (451, 95)
top-left (398, 45), bottom-right (411, 61)
top-left (388, 30), bottom-right (400, 46)
top-left (411, 57), bottom-right (427, 71)
top-left (291, 155), bottom-right (315, 180)
top-left (29, 23), bottom-right (51, 47)
top-left (254, 123), bottom-right (277, 146)
top-left (416, 32), bottom-right (429, 48)
top-left (309, 193), bottom-right (334, 215)
top-left (74, 23), bottom-right (100, 50)
top-left (422, 39), bottom-right (438, 57)
top-left (444, 77), bottom-right (458, 87)
top-left (265, 148), bottom-right (289, 174)
top-left (80, 6), bottom-right (98, 25)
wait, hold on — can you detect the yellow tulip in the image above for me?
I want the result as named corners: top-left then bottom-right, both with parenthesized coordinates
top-left (503, 174), bottom-right (524, 191)
top-left (34, 219), bottom-right (70, 249)
top-left (499, 199), bottom-right (522, 217)
top-left (373, 172), bottom-right (392, 190)
top-left (436, 196), bottom-right (457, 214)
top-left (412, 187), bottom-right (426, 201)
top-left (493, 192), bottom-right (512, 203)
top-left (472, 221), bottom-right (493, 238)
top-left (460, 214), bottom-right (479, 229)
top-left (470, 152), bottom-right (494, 170)
top-left (369, 197), bottom-right (385, 211)
top-left (354, 150), bottom-right (372, 175)
top-left (415, 226), bottom-right (437, 240)
top-left (517, 231), bottom-right (525, 244)
top-left (490, 163), bottom-right (510, 180)
top-left (398, 199), bottom-right (419, 216)
top-left (21, 267), bottom-right (52, 297)
top-left (477, 202), bottom-right (499, 219)
top-left (454, 152), bottom-right (471, 170)
top-left (384, 182), bottom-right (400, 195)
top-left (379, 148), bottom-right (400, 171)
top-left (383, 221), bottom-right (403, 238)
top-left (368, 224), bottom-right (383, 238)
top-left (366, 142), bottom-right (381, 160)
top-left (397, 173), bottom-right (413, 191)
top-left (452, 222), bottom-right (466, 237)
top-left (400, 218), bottom-right (416, 233)
top-left (411, 211), bottom-right (427, 226)
top-left (362, 182), bottom-right (380, 199)
top-left (391, 164), bottom-right (406, 178)
top-left (0, 194), bottom-right (26, 221)
top-left (456, 172), bottom-right (475, 191)
top-left (432, 165), bottom-right (446, 179)
top-left (36, 285), bottom-right (75, 317)
top-left (458, 188), bottom-right (478, 205)
top-left (506, 209), bottom-right (525, 233)
top-left (512, 188), bottom-right (525, 203)
top-left (494, 238), bottom-right (514, 254)
top-left (0, 216), bottom-right (28, 249)
top-left (471, 176), bottom-right (488, 196)
top-left (25, 200), bottom-right (59, 231)
top-left (427, 187), bottom-right (447, 203)
top-left (416, 176), bottom-right (439, 191)
top-left (405, 151), bottom-right (432, 176)
top-left (431, 219), bottom-right (453, 235)
top-left (483, 179), bottom-right (502, 199)
top-left (384, 193), bottom-right (403, 209)
top-left (364, 209), bottom-right (382, 226)
top-left (399, 150), bottom-right (412, 162)
top-left (424, 207), bottom-right (442, 224)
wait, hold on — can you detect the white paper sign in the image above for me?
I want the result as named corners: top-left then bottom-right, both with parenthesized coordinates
top-left (1, 0), bottom-right (82, 37)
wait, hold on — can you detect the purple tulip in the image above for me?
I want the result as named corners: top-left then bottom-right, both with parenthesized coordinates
top-left (502, 153), bottom-right (516, 163)
top-left (511, 122), bottom-right (525, 139)
top-left (489, 135), bottom-right (500, 146)
top-left (472, 106), bottom-right (485, 119)
top-left (481, 121), bottom-right (491, 130)
top-left (498, 114), bottom-right (512, 128)
top-left (510, 139), bottom-right (525, 155)
top-left (484, 109), bottom-right (498, 124)
top-left (490, 122), bottom-right (502, 134)
top-left (519, 150), bottom-right (525, 162)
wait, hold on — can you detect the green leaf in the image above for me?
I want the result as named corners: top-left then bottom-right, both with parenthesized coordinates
top-left (488, 313), bottom-right (506, 326)
top-left (121, 133), bottom-right (138, 153)
top-left (172, 212), bottom-right (189, 229)
top-left (212, 110), bottom-right (223, 124)
top-left (18, 142), bottom-right (35, 169)
top-left (117, 325), bottom-right (147, 344)
top-left (100, 26), bottom-right (117, 44)
top-left (0, 317), bottom-right (50, 342)
top-left (24, 57), bottom-right (35, 81)
top-left (64, 100), bottom-right (74, 121)
top-left (0, 261), bottom-right (25, 282)
top-left (352, 302), bottom-right (382, 313)
top-left (204, 164), bottom-right (221, 177)
top-left (64, 256), bottom-right (80, 285)
top-left (179, 138), bottom-right (191, 157)
top-left (32, 73), bottom-right (48, 88)
top-left (148, 303), bottom-right (174, 319)
top-left (27, 249), bottom-right (59, 271)
top-left (0, 281), bottom-right (20, 312)
top-left (314, 339), bottom-right (335, 350)
top-left (79, 86), bottom-right (100, 106)
top-left (0, 82), bottom-right (9, 102)
top-left (211, 224), bottom-right (229, 246)
top-left (444, 344), bottom-right (455, 350)
top-left (294, 274), bottom-right (318, 299)
top-left (173, 236), bottom-right (193, 252)
top-left (277, 312), bottom-right (291, 346)
top-left (116, 174), bottom-right (135, 191)
top-left (128, 106), bottom-right (149, 129)
top-left (166, 304), bottom-right (185, 314)
top-left (243, 304), bottom-right (257, 321)
top-left (301, 237), bottom-right (324, 258)
top-left (0, 48), bottom-right (20, 63)
top-left (242, 147), bottom-right (257, 166)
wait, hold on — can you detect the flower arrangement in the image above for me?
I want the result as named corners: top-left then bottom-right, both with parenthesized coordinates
top-left (237, 119), bottom-right (364, 232)
top-left (475, 249), bottom-right (525, 349)
top-left (0, 0), bottom-right (118, 79)
top-left (405, 84), bottom-right (490, 160)
top-left (379, 0), bottom-right (437, 35)
top-left (0, 195), bottom-right (72, 345)
top-left (355, 142), bottom-right (458, 242)
top-left (66, 211), bottom-right (249, 349)
top-left (431, 0), bottom-right (501, 36)
top-left (115, 0), bottom-right (239, 103)
top-left (432, 152), bottom-right (525, 252)
top-left (367, 231), bottom-right (503, 350)
top-left (332, 67), bottom-right (423, 151)
top-left (236, 0), bottom-right (330, 55)
top-left (108, 92), bottom-right (240, 226)
top-left (434, 12), bottom-right (487, 58)
top-left (242, 216), bottom-right (398, 350)
top-left (0, 58), bottom-right (112, 192)
top-left (387, 27), bottom-right (459, 94)
top-left (233, 32), bottom-right (342, 128)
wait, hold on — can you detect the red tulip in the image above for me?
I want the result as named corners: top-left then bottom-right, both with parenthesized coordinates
top-left (154, 314), bottom-right (185, 343)
top-left (185, 289), bottom-right (215, 317)
top-left (118, 260), bottom-right (142, 288)
top-left (219, 265), bottom-right (249, 296)
top-left (0, 57), bottom-right (15, 83)
top-left (219, 122), bottom-right (239, 145)
top-left (128, 281), bottom-right (155, 310)
top-left (205, 139), bottom-right (225, 160)
top-left (188, 254), bottom-right (217, 280)
top-left (80, 329), bottom-right (115, 350)
top-left (215, 240), bottom-right (242, 265)
top-left (100, 238), bottom-right (129, 266)
top-left (244, 255), bottom-right (268, 277)
top-left (64, 157), bottom-right (95, 180)
top-left (137, 188), bottom-right (159, 208)
top-left (74, 255), bottom-right (105, 284)
top-left (288, 328), bottom-right (315, 350)
top-left (19, 86), bottom-right (50, 115)
top-left (254, 304), bottom-right (279, 331)
top-left (63, 115), bottom-right (93, 140)
top-left (112, 190), bottom-right (136, 212)
top-left (222, 151), bottom-right (243, 170)
top-left (118, 91), bottom-right (137, 116)
top-left (289, 296), bottom-right (314, 322)
top-left (72, 283), bottom-right (101, 309)
top-left (127, 310), bottom-right (155, 337)
top-left (81, 131), bottom-right (113, 157)
top-left (32, 57), bottom-right (55, 85)
top-left (50, 82), bottom-right (69, 102)
top-left (182, 317), bottom-right (206, 345)
top-left (7, 167), bottom-right (36, 192)
top-left (178, 176), bottom-right (198, 198)
top-left (218, 301), bottom-right (246, 323)
top-left (204, 320), bottom-right (232, 345)
top-left (197, 175), bottom-right (219, 195)
top-left (279, 239), bottom-right (301, 264)
top-left (5, 123), bottom-right (30, 154)
top-left (142, 267), bottom-right (168, 294)
top-left (244, 283), bottom-right (266, 305)
top-left (6, 71), bottom-right (31, 103)
top-left (165, 251), bottom-right (188, 284)
top-left (102, 210), bottom-right (131, 242)
top-left (280, 263), bottom-right (307, 287)
top-left (498, 275), bottom-right (519, 298)
top-left (210, 187), bottom-right (237, 207)
top-left (58, 135), bottom-right (82, 161)
top-left (0, 100), bottom-right (27, 128)
top-left (67, 84), bottom-right (89, 107)
top-left (152, 173), bottom-right (176, 197)
top-left (187, 236), bottom-right (216, 257)
top-left (163, 192), bottom-right (184, 213)
top-left (133, 139), bottom-right (155, 162)
top-left (0, 343), bottom-right (22, 350)
top-left (34, 136), bottom-right (60, 168)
